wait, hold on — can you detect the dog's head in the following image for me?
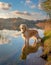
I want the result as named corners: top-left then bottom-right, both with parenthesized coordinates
top-left (19, 24), bottom-right (28, 33)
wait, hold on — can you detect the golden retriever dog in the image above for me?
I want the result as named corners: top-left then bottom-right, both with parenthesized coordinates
top-left (19, 24), bottom-right (41, 46)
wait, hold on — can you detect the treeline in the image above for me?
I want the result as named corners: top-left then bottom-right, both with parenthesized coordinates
top-left (0, 17), bottom-right (46, 30)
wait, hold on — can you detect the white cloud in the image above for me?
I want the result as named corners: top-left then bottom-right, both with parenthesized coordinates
top-left (23, 11), bottom-right (27, 14)
top-left (0, 2), bottom-right (11, 10)
top-left (26, 0), bottom-right (31, 4)
top-left (11, 10), bottom-right (22, 15)
top-left (25, 0), bottom-right (44, 10)
top-left (11, 10), bottom-right (31, 15)
top-left (37, 2), bottom-right (43, 10)
top-left (0, 10), bottom-right (48, 20)
top-left (31, 12), bottom-right (41, 15)
top-left (23, 11), bottom-right (31, 15)
top-left (30, 5), bottom-right (36, 9)
top-left (33, 12), bottom-right (49, 20)
top-left (25, 0), bottom-right (36, 9)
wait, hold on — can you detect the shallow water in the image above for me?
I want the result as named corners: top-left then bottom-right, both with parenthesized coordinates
top-left (0, 29), bottom-right (46, 65)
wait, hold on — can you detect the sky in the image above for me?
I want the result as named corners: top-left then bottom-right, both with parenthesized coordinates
top-left (0, 0), bottom-right (49, 20)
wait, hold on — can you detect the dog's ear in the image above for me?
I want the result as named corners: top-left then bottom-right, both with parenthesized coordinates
top-left (24, 24), bottom-right (27, 30)
top-left (19, 25), bottom-right (21, 30)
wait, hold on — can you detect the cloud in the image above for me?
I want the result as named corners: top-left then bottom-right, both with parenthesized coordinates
top-left (30, 12), bottom-right (48, 20)
top-left (30, 5), bottom-right (36, 9)
top-left (31, 12), bottom-right (41, 15)
top-left (38, 3), bottom-right (43, 10)
top-left (25, 0), bottom-right (36, 9)
top-left (11, 10), bottom-right (23, 15)
top-left (11, 10), bottom-right (31, 15)
top-left (0, 10), bottom-right (48, 20)
top-left (25, 0), bottom-right (44, 10)
top-left (0, 2), bottom-right (11, 10)
top-left (26, 0), bottom-right (31, 4)
top-left (23, 11), bottom-right (31, 15)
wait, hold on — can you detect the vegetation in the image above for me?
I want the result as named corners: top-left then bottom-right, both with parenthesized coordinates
top-left (41, 20), bottom-right (51, 65)
top-left (0, 18), bottom-right (46, 30)
top-left (42, 31), bottom-right (51, 55)
top-left (41, 0), bottom-right (51, 18)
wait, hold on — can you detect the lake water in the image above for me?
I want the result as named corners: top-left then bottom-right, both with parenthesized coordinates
top-left (0, 29), bottom-right (46, 65)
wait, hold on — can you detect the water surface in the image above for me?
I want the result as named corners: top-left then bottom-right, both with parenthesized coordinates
top-left (0, 29), bottom-right (46, 65)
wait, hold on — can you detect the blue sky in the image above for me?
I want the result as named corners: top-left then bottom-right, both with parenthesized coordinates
top-left (0, 0), bottom-right (49, 20)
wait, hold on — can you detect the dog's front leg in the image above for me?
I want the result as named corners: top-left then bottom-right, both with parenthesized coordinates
top-left (25, 39), bottom-right (26, 46)
top-left (25, 38), bottom-right (29, 47)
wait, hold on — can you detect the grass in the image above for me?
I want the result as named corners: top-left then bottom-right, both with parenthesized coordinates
top-left (42, 31), bottom-right (51, 43)
top-left (41, 30), bottom-right (51, 65)
top-left (42, 30), bottom-right (51, 55)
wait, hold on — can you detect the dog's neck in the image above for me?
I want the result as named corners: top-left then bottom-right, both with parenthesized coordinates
top-left (22, 29), bottom-right (28, 34)
top-left (22, 31), bottom-right (25, 33)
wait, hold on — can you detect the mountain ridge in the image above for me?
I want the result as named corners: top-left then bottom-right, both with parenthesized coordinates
top-left (0, 17), bottom-right (47, 30)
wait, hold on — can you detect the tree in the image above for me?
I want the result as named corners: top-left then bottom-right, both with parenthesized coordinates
top-left (41, 0), bottom-right (51, 19)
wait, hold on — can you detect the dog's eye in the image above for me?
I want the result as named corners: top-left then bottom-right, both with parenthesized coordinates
top-left (22, 28), bottom-right (23, 29)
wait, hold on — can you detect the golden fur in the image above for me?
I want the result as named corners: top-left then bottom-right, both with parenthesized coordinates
top-left (19, 24), bottom-right (41, 46)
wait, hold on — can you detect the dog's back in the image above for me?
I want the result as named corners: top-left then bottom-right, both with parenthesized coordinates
top-left (27, 29), bottom-right (38, 38)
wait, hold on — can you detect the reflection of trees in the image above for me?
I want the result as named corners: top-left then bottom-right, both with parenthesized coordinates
top-left (20, 42), bottom-right (43, 60)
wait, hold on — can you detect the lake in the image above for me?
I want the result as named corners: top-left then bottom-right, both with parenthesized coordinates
top-left (0, 29), bottom-right (46, 65)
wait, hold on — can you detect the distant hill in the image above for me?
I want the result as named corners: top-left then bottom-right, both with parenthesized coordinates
top-left (0, 17), bottom-right (47, 30)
